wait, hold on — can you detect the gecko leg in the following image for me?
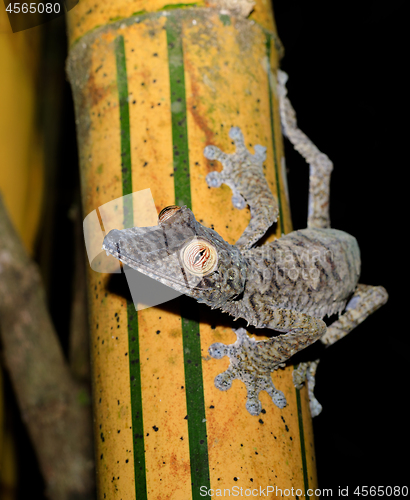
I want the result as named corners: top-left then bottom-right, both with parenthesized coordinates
top-left (277, 70), bottom-right (333, 229)
top-left (210, 285), bottom-right (387, 417)
top-left (204, 127), bottom-right (278, 250)
top-left (293, 361), bottom-right (322, 417)
top-left (209, 309), bottom-right (327, 415)
top-left (321, 284), bottom-right (388, 346)
top-left (292, 284), bottom-right (388, 416)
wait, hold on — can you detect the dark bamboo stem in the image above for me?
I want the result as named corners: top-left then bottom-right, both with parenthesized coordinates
top-left (0, 193), bottom-right (94, 500)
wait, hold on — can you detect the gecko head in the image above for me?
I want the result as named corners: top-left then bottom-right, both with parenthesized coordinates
top-left (102, 205), bottom-right (247, 308)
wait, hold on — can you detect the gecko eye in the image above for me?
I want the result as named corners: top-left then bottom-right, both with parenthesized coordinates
top-left (158, 205), bottom-right (181, 224)
top-left (181, 238), bottom-right (218, 277)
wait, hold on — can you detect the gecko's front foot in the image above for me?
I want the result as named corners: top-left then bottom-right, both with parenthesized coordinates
top-left (204, 127), bottom-right (278, 249)
top-left (209, 328), bottom-right (287, 416)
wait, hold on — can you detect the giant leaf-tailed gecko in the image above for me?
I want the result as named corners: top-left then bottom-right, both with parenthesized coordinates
top-left (102, 71), bottom-right (388, 417)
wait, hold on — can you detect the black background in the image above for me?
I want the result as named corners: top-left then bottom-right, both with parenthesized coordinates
top-left (273, 0), bottom-right (407, 491)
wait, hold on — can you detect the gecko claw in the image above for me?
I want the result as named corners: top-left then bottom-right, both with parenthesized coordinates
top-left (231, 193), bottom-right (246, 210)
top-left (214, 372), bottom-right (234, 391)
top-left (268, 388), bottom-right (287, 409)
top-left (246, 397), bottom-right (262, 416)
top-left (253, 144), bottom-right (267, 162)
top-left (204, 145), bottom-right (222, 161)
top-left (208, 342), bottom-right (228, 359)
top-left (228, 126), bottom-right (244, 141)
top-left (206, 171), bottom-right (222, 188)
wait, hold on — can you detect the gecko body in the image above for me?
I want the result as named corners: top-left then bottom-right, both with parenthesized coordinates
top-left (103, 71), bottom-right (387, 416)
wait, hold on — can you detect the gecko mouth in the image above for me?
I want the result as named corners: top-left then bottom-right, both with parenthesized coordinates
top-left (102, 227), bottom-right (217, 294)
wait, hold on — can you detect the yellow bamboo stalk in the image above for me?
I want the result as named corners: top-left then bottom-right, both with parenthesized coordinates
top-left (0, 12), bottom-right (44, 254)
top-left (0, 8), bottom-right (44, 498)
top-left (67, 1), bottom-right (318, 498)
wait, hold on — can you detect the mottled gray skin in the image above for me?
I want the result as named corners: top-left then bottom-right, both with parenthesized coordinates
top-left (210, 0), bottom-right (255, 18)
top-left (234, 228), bottom-right (360, 324)
top-left (103, 71), bottom-right (388, 416)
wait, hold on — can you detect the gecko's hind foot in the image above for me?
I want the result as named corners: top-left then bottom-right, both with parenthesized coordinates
top-left (244, 387), bottom-right (286, 416)
top-left (272, 387), bottom-right (287, 406)
top-left (293, 361), bottom-right (323, 417)
top-left (214, 372), bottom-right (234, 391)
top-left (209, 328), bottom-right (288, 416)
top-left (310, 397), bottom-right (323, 418)
top-left (246, 398), bottom-right (262, 416)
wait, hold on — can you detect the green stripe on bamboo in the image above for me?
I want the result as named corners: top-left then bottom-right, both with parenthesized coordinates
top-left (266, 34), bottom-right (284, 233)
top-left (115, 34), bottom-right (148, 500)
top-left (166, 17), bottom-right (211, 498)
top-left (295, 386), bottom-right (310, 497)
